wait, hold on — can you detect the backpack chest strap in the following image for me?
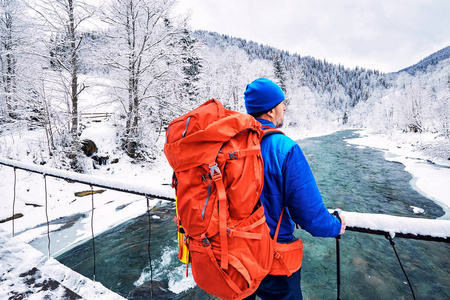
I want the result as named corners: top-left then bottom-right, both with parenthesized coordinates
top-left (221, 145), bottom-right (261, 160)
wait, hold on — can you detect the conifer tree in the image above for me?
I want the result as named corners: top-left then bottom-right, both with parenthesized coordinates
top-left (273, 52), bottom-right (287, 94)
top-left (179, 28), bottom-right (202, 104)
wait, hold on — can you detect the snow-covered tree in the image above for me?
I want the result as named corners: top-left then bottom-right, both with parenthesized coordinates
top-left (25, 0), bottom-right (95, 169)
top-left (101, 0), bottom-right (184, 159)
top-left (432, 74), bottom-right (450, 139)
top-left (0, 0), bottom-right (22, 122)
top-left (198, 45), bottom-right (273, 113)
top-left (178, 28), bottom-right (202, 104)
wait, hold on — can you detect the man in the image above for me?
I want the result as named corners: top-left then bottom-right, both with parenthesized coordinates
top-left (243, 78), bottom-right (346, 299)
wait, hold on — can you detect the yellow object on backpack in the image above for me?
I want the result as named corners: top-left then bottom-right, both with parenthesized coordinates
top-left (175, 197), bottom-right (190, 264)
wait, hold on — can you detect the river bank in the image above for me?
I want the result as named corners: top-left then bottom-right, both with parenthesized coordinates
top-left (345, 130), bottom-right (450, 219)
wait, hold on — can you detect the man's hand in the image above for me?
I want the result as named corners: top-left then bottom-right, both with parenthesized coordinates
top-left (339, 214), bottom-right (346, 235)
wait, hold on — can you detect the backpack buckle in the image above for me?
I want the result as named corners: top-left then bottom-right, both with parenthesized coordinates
top-left (171, 173), bottom-right (178, 188)
top-left (274, 251), bottom-right (281, 259)
top-left (202, 237), bottom-right (211, 246)
top-left (228, 151), bottom-right (238, 160)
top-left (209, 163), bottom-right (222, 181)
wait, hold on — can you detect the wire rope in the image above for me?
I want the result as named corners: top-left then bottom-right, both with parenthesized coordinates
top-left (146, 195), bottom-right (153, 300)
top-left (387, 233), bottom-right (416, 300)
top-left (43, 175), bottom-right (51, 258)
top-left (12, 168), bottom-right (17, 237)
top-left (91, 185), bottom-right (96, 281)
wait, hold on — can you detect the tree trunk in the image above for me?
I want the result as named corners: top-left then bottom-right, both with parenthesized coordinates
top-left (68, 0), bottom-right (78, 139)
top-left (124, 0), bottom-right (139, 158)
top-left (67, 0), bottom-right (80, 169)
top-left (2, 7), bottom-right (17, 119)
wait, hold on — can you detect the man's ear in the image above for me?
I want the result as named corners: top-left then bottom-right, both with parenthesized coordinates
top-left (265, 108), bottom-right (275, 119)
top-left (257, 108), bottom-right (275, 123)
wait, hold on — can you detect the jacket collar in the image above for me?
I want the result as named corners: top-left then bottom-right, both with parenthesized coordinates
top-left (256, 118), bottom-right (276, 129)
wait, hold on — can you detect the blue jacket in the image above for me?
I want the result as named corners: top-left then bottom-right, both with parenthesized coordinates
top-left (258, 119), bottom-right (341, 242)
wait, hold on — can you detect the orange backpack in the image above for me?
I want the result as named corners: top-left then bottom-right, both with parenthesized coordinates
top-left (164, 99), bottom-right (276, 299)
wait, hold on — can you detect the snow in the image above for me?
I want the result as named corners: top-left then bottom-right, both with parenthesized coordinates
top-left (0, 114), bottom-right (175, 244)
top-left (411, 206), bottom-right (425, 214)
top-left (0, 120), bottom-right (176, 297)
top-left (0, 229), bottom-right (125, 299)
top-left (334, 211), bottom-right (450, 240)
top-left (0, 166), bottom-right (172, 255)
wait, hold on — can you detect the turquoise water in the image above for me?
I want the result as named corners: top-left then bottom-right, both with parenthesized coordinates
top-left (302, 130), bottom-right (443, 218)
top-left (56, 130), bottom-right (449, 299)
top-left (297, 131), bottom-right (448, 299)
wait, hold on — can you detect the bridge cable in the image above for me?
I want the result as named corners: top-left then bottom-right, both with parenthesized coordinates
top-left (44, 175), bottom-right (51, 258)
top-left (12, 168), bottom-right (17, 237)
top-left (146, 195), bottom-right (153, 300)
top-left (386, 233), bottom-right (416, 300)
top-left (90, 185), bottom-right (96, 281)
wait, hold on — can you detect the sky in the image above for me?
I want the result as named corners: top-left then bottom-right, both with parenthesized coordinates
top-left (172, 0), bottom-right (450, 73)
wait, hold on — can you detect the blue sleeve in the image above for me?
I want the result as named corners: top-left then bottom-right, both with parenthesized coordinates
top-left (283, 144), bottom-right (341, 237)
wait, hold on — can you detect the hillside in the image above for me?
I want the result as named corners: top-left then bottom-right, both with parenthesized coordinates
top-left (192, 31), bottom-right (449, 149)
top-left (193, 30), bottom-right (387, 111)
top-left (399, 46), bottom-right (450, 75)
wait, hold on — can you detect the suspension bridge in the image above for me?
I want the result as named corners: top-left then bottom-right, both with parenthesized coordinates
top-left (0, 157), bottom-right (448, 299)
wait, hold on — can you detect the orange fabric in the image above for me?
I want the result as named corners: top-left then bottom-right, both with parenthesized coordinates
top-left (164, 99), bottom-right (273, 300)
top-left (270, 209), bottom-right (303, 276)
top-left (270, 239), bottom-right (303, 276)
top-left (164, 100), bottom-right (262, 172)
top-left (214, 172), bottom-right (229, 270)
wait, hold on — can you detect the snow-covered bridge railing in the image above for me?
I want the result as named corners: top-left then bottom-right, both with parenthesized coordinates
top-left (0, 158), bottom-right (174, 201)
top-left (341, 211), bottom-right (450, 244)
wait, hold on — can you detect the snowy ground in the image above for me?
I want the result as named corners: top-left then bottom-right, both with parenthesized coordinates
top-left (0, 117), bottom-right (449, 298)
top-left (0, 230), bottom-right (125, 299)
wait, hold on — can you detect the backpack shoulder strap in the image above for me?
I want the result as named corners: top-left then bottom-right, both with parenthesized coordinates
top-left (273, 208), bottom-right (284, 242)
top-left (261, 125), bottom-right (286, 243)
top-left (261, 126), bottom-right (284, 140)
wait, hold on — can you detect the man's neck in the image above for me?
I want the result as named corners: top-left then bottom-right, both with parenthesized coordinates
top-left (256, 114), bottom-right (275, 124)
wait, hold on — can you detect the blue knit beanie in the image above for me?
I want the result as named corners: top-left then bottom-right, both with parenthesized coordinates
top-left (244, 78), bottom-right (285, 114)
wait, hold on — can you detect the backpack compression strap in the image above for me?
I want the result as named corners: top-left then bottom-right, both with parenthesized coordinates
top-left (209, 163), bottom-right (229, 270)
